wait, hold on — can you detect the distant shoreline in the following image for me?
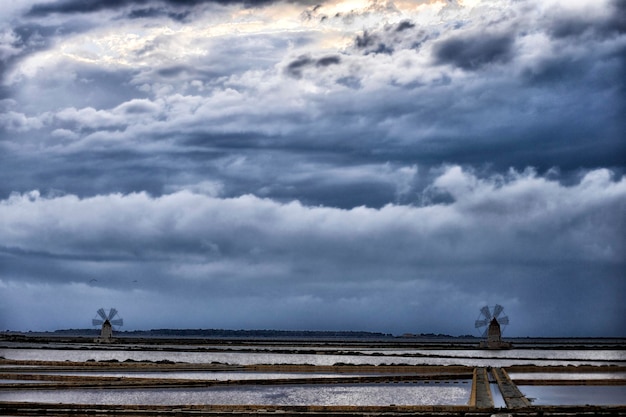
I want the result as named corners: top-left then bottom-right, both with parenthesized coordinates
top-left (2, 331), bottom-right (625, 351)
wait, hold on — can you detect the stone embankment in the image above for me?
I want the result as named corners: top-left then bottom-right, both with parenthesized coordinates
top-left (2, 402), bottom-right (626, 416)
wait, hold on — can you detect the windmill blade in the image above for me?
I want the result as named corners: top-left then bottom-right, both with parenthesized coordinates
top-left (493, 304), bottom-right (504, 319)
top-left (108, 308), bottom-right (118, 321)
top-left (97, 308), bottom-right (107, 320)
top-left (110, 318), bottom-right (123, 327)
top-left (480, 306), bottom-right (491, 320)
top-left (498, 316), bottom-right (509, 325)
top-left (475, 319), bottom-right (489, 328)
top-left (92, 319), bottom-right (104, 326)
top-left (482, 327), bottom-right (489, 338)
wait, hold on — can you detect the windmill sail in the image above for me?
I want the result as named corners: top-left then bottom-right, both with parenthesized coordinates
top-left (93, 308), bottom-right (123, 329)
top-left (493, 304), bottom-right (504, 319)
top-left (475, 319), bottom-right (489, 328)
top-left (97, 308), bottom-right (107, 320)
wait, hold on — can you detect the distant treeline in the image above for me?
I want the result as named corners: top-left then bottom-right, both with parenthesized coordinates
top-left (45, 328), bottom-right (395, 338)
top-left (124, 329), bottom-right (394, 338)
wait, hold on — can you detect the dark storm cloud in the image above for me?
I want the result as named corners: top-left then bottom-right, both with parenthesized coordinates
top-left (286, 54), bottom-right (340, 77)
top-left (316, 55), bottom-right (340, 67)
top-left (433, 33), bottom-right (515, 70)
top-left (350, 18), bottom-right (434, 56)
top-left (354, 30), bottom-right (393, 55)
top-left (26, 0), bottom-right (322, 17)
top-left (1, 168), bottom-right (624, 334)
top-left (10, 23), bottom-right (59, 49)
top-left (0, 22), bottom-right (83, 96)
top-left (285, 55), bottom-right (314, 77)
top-left (2, 0), bottom-right (625, 335)
top-left (127, 7), bottom-right (191, 21)
top-left (548, 0), bottom-right (626, 39)
top-left (27, 0), bottom-right (139, 16)
top-left (23, 0), bottom-right (227, 24)
top-left (395, 20), bottom-right (415, 32)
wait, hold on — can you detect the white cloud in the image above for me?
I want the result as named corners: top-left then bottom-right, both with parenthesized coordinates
top-left (1, 166), bottom-right (624, 334)
top-left (0, 110), bottom-right (48, 131)
top-left (2, 166), bottom-right (623, 264)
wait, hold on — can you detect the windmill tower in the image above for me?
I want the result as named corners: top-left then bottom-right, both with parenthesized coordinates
top-left (92, 308), bottom-right (123, 343)
top-left (475, 305), bottom-right (512, 349)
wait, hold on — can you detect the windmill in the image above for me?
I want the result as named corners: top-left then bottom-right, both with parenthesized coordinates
top-left (475, 304), bottom-right (511, 349)
top-left (92, 308), bottom-right (123, 342)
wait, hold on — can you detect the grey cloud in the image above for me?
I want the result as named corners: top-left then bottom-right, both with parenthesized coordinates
top-left (350, 18), bottom-right (432, 56)
top-left (1, 168), bottom-right (624, 334)
top-left (433, 33), bottom-right (515, 70)
top-left (4, 168), bottom-right (623, 267)
top-left (0, 24), bottom-right (61, 94)
top-left (611, 0), bottom-right (626, 32)
top-left (26, 0), bottom-right (320, 17)
top-left (300, 3), bottom-right (324, 22)
top-left (286, 54), bottom-right (340, 77)
top-left (354, 30), bottom-right (393, 55)
top-left (10, 24), bottom-right (57, 49)
top-left (285, 55), bottom-right (314, 77)
top-left (395, 20), bottom-right (415, 32)
top-left (27, 0), bottom-right (141, 16)
top-left (127, 7), bottom-right (191, 21)
top-left (549, 17), bottom-right (599, 39)
top-left (157, 65), bottom-right (192, 78)
top-left (548, 0), bottom-right (626, 39)
top-left (316, 55), bottom-right (340, 67)
top-left (355, 30), bottom-right (377, 48)
top-left (520, 54), bottom-right (585, 85)
top-left (336, 75), bottom-right (361, 89)
top-left (2, 0), bottom-right (625, 334)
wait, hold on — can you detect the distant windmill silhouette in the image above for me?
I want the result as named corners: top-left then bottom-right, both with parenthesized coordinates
top-left (92, 308), bottom-right (123, 343)
top-left (475, 305), bottom-right (511, 349)
top-left (475, 304), bottom-right (509, 337)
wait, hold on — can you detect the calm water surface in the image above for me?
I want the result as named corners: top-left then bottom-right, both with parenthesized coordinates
top-left (520, 385), bottom-right (626, 406)
top-left (2, 343), bottom-right (624, 407)
top-left (2, 348), bottom-right (624, 366)
top-left (12, 371), bottom-right (375, 380)
top-left (0, 382), bottom-right (471, 406)
top-left (509, 372), bottom-right (626, 380)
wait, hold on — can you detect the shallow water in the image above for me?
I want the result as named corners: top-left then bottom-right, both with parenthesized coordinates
top-left (509, 372), bottom-right (626, 380)
top-left (520, 385), bottom-right (626, 406)
top-left (1, 342), bottom-right (624, 407)
top-left (2, 348), bottom-right (623, 367)
top-left (0, 382), bottom-right (471, 406)
top-left (490, 382), bottom-right (506, 408)
top-left (373, 349), bottom-right (626, 361)
top-left (13, 371), bottom-right (376, 380)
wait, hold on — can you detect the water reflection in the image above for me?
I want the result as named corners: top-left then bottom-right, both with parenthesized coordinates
top-left (520, 385), bottom-right (626, 406)
top-left (509, 372), bottom-right (626, 380)
top-left (0, 382), bottom-right (471, 406)
top-left (2, 348), bottom-right (623, 367)
top-left (24, 371), bottom-right (375, 380)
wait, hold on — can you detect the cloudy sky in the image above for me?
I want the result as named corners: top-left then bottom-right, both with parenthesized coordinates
top-left (0, 0), bottom-right (624, 337)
